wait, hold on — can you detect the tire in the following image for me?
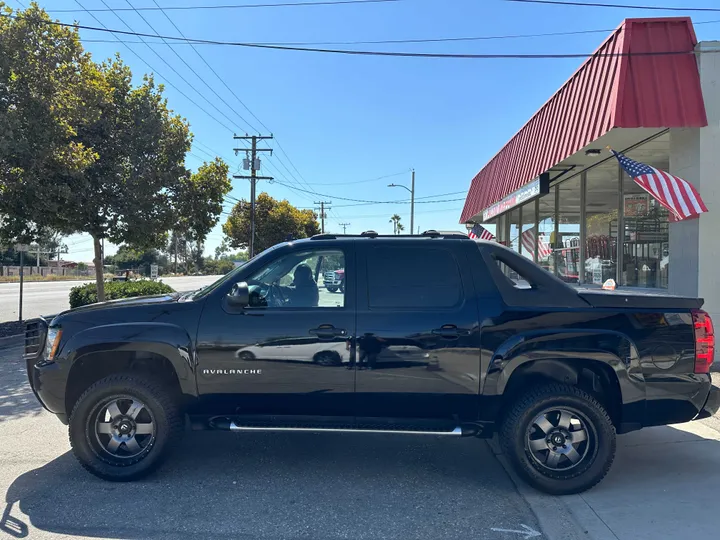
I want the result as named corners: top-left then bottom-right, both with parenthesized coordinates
top-left (326, 286), bottom-right (338, 293)
top-left (238, 351), bottom-right (256, 361)
top-left (314, 351), bottom-right (342, 366)
top-left (499, 383), bottom-right (616, 495)
top-left (339, 281), bottom-right (345, 293)
top-left (69, 374), bottom-right (183, 482)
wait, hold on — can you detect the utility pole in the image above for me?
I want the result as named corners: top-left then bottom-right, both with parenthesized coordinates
top-left (410, 169), bottom-right (415, 236)
top-left (29, 245), bottom-right (53, 271)
top-left (314, 201), bottom-right (332, 234)
top-left (234, 134), bottom-right (274, 258)
top-left (388, 168), bottom-right (415, 234)
top-left (339, 222), bottom-right (350, 234)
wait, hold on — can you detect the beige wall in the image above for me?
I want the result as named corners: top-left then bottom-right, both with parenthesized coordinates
top-left (669, 41), bottom-right (720, 320)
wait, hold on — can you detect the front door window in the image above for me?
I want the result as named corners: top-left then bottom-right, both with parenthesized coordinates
top-left (246, 250), bottom-right (345, 309)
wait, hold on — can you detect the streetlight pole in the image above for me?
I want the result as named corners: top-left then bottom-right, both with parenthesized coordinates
top-left (388, 169), bottom-right (415, 235)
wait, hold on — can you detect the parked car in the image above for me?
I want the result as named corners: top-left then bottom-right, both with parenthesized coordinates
top-left (323, 268), bottom-right (344, 293)
top-left (24, 231), bottom-right (719, 494)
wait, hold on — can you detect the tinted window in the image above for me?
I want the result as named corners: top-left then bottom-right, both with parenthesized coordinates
top-left (367, 247), bottom-right (462, 308)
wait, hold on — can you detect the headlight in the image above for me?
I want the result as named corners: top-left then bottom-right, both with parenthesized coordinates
top-left (45, 327), bottom-right (63, 361)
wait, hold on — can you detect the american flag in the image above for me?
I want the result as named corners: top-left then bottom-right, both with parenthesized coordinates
top-left (521, 227), bottom-right (552, 259)
top-left (611, 150), bottom-right (708, 221)
top-left (468, 224), bottom-right (494, 241)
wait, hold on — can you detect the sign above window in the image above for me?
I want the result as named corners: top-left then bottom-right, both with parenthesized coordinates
top-left (482, 173), bottom-right (550, 222)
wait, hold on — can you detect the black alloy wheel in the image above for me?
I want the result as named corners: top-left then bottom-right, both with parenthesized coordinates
top-left (500, 383), bottom-right (616, 495)
top-left (314, 351), bottom-right (341, 366)
top-left (69, 374), bottom-right (183, 481)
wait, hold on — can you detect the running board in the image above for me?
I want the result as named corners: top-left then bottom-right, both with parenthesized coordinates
top-left (207, 417), bottom-right (477, 436)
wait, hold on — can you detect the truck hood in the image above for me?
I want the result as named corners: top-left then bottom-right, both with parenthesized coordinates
top-left (49, 294), bottom-right (181, 326)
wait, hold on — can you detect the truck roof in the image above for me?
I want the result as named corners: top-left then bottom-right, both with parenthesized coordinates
top-left (305, 230), bottom-right (474, 241)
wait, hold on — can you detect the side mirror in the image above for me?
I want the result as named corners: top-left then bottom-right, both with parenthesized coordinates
top-left (227, 281), bottom-right (249, 307)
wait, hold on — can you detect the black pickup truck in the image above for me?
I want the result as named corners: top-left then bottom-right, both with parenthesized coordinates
top-left (24, 231), bottom-right (719, 494)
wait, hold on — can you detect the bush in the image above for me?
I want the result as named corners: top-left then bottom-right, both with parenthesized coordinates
top-left (69, 280), bottom-right (176, 308)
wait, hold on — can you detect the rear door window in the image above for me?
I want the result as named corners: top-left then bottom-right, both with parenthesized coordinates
top-left (366, 246), bottom-right (463, 309)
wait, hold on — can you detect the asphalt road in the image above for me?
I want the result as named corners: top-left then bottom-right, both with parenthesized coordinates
top-left (0, 341), bottom-right (543, 540)
top-left (0, 276), bottom-right (222, 324)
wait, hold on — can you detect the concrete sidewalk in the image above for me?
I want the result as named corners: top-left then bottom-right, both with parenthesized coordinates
top-left (559, 421), bottom-right (720, 540)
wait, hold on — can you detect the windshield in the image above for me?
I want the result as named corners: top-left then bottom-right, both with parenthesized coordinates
top-left (190, 243), bottom-right (287, 300)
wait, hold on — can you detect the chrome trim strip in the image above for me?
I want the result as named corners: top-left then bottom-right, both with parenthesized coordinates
top-left (229, 423), bottom-right (463, 436)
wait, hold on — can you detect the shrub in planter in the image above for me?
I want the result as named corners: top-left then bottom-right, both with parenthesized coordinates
top-left (69, 280), bottom-right (175, 308)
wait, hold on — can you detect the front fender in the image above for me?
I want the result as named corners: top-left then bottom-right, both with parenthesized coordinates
top-left (484, 329), bottom-right (646, 431)
top-left (61, 322), bottom-right (197, 397)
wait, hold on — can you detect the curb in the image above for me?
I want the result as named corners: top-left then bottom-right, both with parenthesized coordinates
top-left (489, 436), bottom-right (616, 540)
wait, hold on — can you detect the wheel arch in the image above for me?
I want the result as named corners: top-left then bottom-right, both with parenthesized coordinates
top-left (62, 323), bottom-right (198, 416)
top-left (486, 329), bottom-right (646, 433)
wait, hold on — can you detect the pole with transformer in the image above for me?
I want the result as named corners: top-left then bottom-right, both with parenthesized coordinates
top-left (339, 222), bottom-right (350, 234)
top-left (233, 134), bottom-right (273, 258)
top-left (314, 201), bottom-right (332, 234)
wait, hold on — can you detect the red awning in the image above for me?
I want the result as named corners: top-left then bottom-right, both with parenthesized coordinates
top-left (460, 17), bottom-right (707, 224)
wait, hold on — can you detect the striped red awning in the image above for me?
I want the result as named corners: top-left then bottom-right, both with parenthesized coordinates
top-left (460, 17), bottom-right (708, 224)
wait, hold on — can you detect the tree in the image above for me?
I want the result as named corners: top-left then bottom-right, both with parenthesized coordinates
top-left (389, 214), bottom-right (403, 235)
top-left (0, 4), bottom-right (107, 244)
top-left (223, 193), bottom-right (321, 253)
top-left (106, 245), bottom-right (169, 276)
top-left (174, 158), bottom-right (231, 245)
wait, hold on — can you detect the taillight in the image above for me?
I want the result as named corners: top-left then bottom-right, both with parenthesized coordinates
top-left (692, 309), bottom-right (715, 374)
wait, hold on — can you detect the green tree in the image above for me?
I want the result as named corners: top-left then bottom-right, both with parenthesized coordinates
top-left (223, 193), bottom-right (320, 253)
top-left (106, 245), bottom-right (169, 276)
top-left (174, 158), bottom-right (231, 245)
top-left (389, 214), bottom-right (403, 235)
top-left (0, 3), bottom-right (107, 243)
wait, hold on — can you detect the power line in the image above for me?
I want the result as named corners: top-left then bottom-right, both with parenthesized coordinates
top-left (75, 18), bottom-right (720, 47)
top-left (9, 15), bottom-right (716, 59)
top-left (70, 1), bottom-right (237, 133)
top-left (50, 0), bottom-right (403, 13)
top-left (506, 0), bottom-right (720, 13)
top-left (92, 0), bottom-right (245, 133)
top-left (148, 0), bottom-right (260, 133)
top-left (302, 171), bottom-right (409, 186)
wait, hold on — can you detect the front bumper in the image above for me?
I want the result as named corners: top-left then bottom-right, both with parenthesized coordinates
top-left (697, 384), bottom-right (720, 419)
top-left (24, 319), bottom-right (67, 419)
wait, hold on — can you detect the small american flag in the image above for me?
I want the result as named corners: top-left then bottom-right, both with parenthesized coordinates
top-left (468, 224), bottom-right (494, 241)
top-left (611, 150), bottom-right (708, 221)
top-left (521, 227), bottom-right (552, 259)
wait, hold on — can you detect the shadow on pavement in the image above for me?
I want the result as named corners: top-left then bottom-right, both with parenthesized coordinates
top-left (3, 430), bottom-right (538, 540)
top-left (0, 342), bottom-right (43, 424)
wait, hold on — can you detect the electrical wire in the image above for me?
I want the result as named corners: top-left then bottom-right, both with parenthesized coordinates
top-left (506, 0), bottom-right (720, 13)
top-left (50, 0), bottom-right (403, 13)
top-left (148, 0), bottom-right (261, 133)
top-left (75, 18), bottom-right (720, 47)
top-left (7, 15), bottom-right (714, 59)
top-left (70, 1), bottom-right (237, 133)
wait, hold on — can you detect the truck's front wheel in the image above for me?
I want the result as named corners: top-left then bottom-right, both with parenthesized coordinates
top-left (500, 383), bottom-right (616, 495)
top-left (69, 374), bottom-right (183, 481)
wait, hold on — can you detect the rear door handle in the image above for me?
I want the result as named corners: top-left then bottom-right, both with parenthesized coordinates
top-left (431, 325), bottom-right (466, 339)
top-left (309, 325), bottom-right (346, 339)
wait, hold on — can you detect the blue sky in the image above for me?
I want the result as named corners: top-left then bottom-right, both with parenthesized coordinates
top-left (14, 0), bottom-right (720, 261)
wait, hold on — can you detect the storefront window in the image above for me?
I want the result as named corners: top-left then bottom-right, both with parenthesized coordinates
top-left (508, 208), bottom-right (521, 253)
top-left (584, 161), bottom-right (619, 285)
top-left (556, 176), bottom-right (581, 284)
top-left (538, 188), bottom-right (556, 274)
top-left (520, 201), bottom-right (537, 261)
top-left (622, 137), bottom-right (670, 288)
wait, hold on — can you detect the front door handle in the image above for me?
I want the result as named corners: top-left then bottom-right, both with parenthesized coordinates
top-left (431, 325), bottom-right (465, 339)
top-left (309, 325), bottom-right (346, 339)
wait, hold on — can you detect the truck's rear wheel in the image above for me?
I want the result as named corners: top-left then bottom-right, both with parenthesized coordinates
top-left (69, 374), bottom-right (183, 481)
top-left (500, 383), bottom-right (616, 495)
top-left (326, 286), bottom-right (338, 293)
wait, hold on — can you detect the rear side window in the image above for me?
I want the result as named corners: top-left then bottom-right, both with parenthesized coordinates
top-left (367, 247), bottom-right (462, 308)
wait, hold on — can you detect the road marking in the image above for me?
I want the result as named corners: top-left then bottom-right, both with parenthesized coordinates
top-left (490, 524), bottom-right (541, 538)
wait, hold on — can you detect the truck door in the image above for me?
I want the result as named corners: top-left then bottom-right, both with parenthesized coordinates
top-left (353, 241), bottom-right (482, 425)
top-left (194, 243), bottom-right (356, 418)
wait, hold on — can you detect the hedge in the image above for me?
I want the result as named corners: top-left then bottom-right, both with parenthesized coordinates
top-left (69, 280), bottom-right (176, 308)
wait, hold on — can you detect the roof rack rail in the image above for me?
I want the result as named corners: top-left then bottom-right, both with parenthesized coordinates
top-left (422, 230), bottom-right (469, 239)
top-left (310, 233), bottom-right (337, 240)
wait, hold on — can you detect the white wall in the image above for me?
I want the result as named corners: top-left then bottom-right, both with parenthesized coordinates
top-left (669, 41), bottom-right (720, 321)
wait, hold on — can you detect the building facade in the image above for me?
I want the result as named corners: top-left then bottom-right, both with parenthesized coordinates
top-left (460, 17), bottom-right (720, 321)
